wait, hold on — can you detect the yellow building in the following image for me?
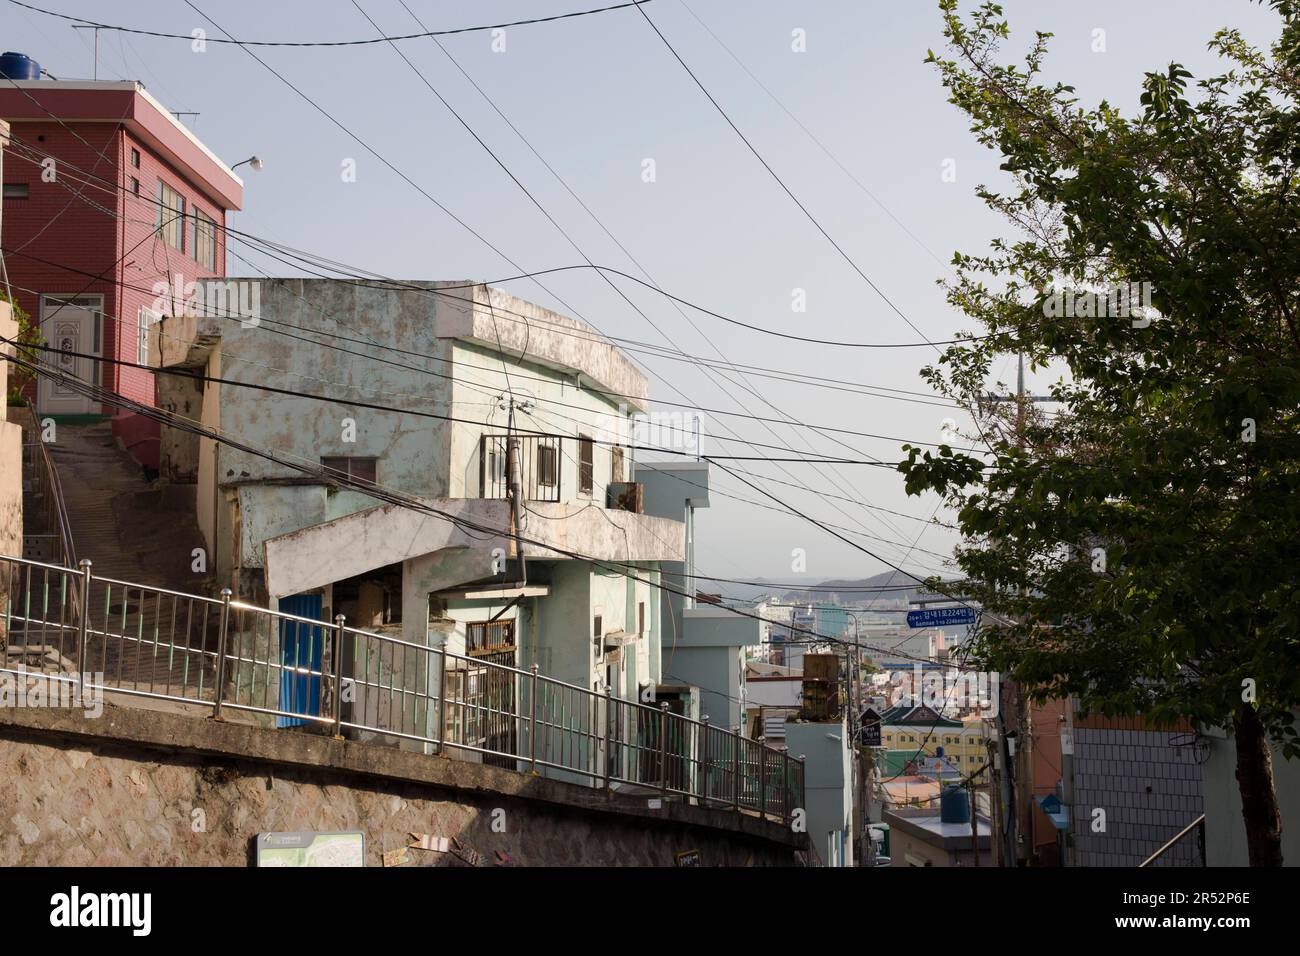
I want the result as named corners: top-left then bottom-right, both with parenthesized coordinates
top-left (879, 703), bottom-right (992, 782)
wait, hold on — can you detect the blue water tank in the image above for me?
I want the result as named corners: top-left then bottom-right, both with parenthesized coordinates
top-left (0, 52), bottom-right (41, 81)
top-left (939, 785), bottom-right (970, 824)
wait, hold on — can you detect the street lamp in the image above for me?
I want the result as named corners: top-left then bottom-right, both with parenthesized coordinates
top-left (231, 155), bottom-right (263, 172)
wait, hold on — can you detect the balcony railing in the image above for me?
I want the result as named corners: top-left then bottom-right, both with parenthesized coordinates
top-left (480, 433), bottom-right (562, 503)
top-left (0, 553), bottom-right (804, 826)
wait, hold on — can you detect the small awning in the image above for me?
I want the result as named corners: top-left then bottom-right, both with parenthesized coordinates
top-left (602, 629), bottom-right (637, 649)
top-left (439, 585), bottom-right (550, 601)
top-left (1035, 794), bottom-right (1070, 830)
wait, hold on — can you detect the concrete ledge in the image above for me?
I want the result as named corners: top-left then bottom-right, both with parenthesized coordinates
top-left (0, 700), bottom-right (802, 850)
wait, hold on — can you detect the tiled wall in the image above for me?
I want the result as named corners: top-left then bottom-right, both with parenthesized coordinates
top-left (1068, 726), bottom-right (1205, 867)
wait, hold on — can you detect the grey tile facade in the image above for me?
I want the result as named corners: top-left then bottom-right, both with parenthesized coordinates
top-left (1068, 726), bottom-right (1205, 867)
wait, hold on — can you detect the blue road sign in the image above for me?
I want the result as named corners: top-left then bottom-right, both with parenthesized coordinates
top-left (906, 606), bottom-right (978, 628)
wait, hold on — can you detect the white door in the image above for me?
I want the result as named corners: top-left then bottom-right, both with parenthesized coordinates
top-left (37, 296), bottom-right (100, 416)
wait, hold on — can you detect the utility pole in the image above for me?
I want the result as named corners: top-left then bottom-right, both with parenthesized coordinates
top-left (982, 353), bottom-right (1056, 865)
top-left (987, 736), bottom-right (1005, 866)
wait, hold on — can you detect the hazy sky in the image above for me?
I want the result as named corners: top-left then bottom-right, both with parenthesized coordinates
top-left (3, 0), bottom-right (1283, 584)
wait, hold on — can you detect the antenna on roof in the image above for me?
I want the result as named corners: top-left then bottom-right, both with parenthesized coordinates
top-left (70, 25), bottom-right (102, 81)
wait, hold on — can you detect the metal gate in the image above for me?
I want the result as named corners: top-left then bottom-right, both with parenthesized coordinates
top-left (465, 620), bottom-right (517, 768)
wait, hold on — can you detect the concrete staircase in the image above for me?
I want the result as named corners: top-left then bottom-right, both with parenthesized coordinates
top-left (39, 421), bottom-right (218, 687)
top-left (46, 421), bottom-right (209, 590)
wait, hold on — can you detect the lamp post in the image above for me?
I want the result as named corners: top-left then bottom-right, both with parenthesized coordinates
top-left (231, 155), bottom-right (264, 172)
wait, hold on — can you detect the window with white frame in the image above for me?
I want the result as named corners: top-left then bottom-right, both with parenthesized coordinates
top-left (156, 180), bottom-right (186, 251)
top-left (193, 208), bottom-right (217, 271)
top-left (137, 306), bottom-right (160, 366)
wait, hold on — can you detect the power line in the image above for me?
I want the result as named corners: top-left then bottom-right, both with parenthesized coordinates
top-left (0, 156), bottom-right (989, 470)
top-left (633, 3), bottom-right (939, 350)
top-left (376, 0), bottom-right (941, 567)
top-left (4, 59), bottom-right (977, 568)
top-left (676, 0), bottom-right (955, 276)
top-left (454, 266), bottom-right (993, 349)
top-left (4, 244), bottom-right (966, 463)
top-left (349, 0), bottom-right (942, 568)
top-left (4, 240), bottom-right (980, 568)
top-left (630, 2), bottom-right (1006, 474)
top-left (12, 338), bottom-right (899, 464)
top-left (4, 348), bottom-right (974, 670)
top-left (174, 0), bottom-right (946, 575)
top-left (2, 135), bottom-right (968, 408)
top-left (8, 0), bottom-right (654, 46)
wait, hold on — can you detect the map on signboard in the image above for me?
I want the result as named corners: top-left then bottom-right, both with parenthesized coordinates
top-left (256, 832), bottom-right (365, 867)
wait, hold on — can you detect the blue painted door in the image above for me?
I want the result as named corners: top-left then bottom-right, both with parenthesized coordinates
top-left (277, 594), bottom-right (324, 728)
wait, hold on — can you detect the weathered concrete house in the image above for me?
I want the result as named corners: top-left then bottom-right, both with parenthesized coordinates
top-left (154, 278), bottom-right (684, 738)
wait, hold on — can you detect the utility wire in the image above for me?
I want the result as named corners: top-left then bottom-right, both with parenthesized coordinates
top-left (633, 3), bottom-right (937, 349)
top-left (8, 0), bottom-right (655, 46)
top-left (5, 62), bottom-right (976, 568)
top-left (2, 135), bottom-right (972, 401)
top-left (350, 0), bottom-right (932, 564)
top-left (180, 0), bottom-right (948, 572)
top-left (4, 347), bottom-right (976, 670)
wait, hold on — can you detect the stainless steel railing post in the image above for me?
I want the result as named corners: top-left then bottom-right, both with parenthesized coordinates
top-left (783, 750), bottom-right (791, 821)
top-left (699, 716), bottom-right (710, 805)
top-left (529, 663), bottom-right (539, 773)
top-left (331, 613), bottom-right (346, 738)
top-left (211, 588), bottom-right (232, 719)
top-left (732, 725), bottom-right (742, 811)
top-left (435, 643), bottom-right (448, 755)
top-left (75, 558), bottom-right (92, 679)
top-left (603, 685), bottom-right (613, 789)
top-left (659, 702), bottom-right (670, 798)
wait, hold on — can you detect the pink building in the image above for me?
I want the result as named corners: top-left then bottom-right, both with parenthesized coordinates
top-left (1, 72), bottom-right (243, 470)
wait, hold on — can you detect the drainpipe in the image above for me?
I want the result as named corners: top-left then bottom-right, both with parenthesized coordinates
top-left (683, 503), bottom-right (694, 610)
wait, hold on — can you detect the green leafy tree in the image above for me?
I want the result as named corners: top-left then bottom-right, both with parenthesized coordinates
top-left (902, 1), bottom-right (1300, 865)
top-left (2, 292), bottom-right (40, 404)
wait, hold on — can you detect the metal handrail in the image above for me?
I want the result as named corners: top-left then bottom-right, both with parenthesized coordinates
top-left (0, 552), bottom-right (805, 826)
top-left (1139, 813), bottom-right (1207, 867)
top-left (18, 406), bottom-right (77, 568)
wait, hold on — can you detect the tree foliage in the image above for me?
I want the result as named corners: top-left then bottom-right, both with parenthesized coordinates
top-left (903, 1), bottom-right (1300, 755)
top-left (2, 292), bottom-right (39, 403)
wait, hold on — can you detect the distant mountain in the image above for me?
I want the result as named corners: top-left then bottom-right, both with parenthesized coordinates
top-left (714, 571), bottom-right (952, 606)
top-left (778, 571), bottom-right (930, 605)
